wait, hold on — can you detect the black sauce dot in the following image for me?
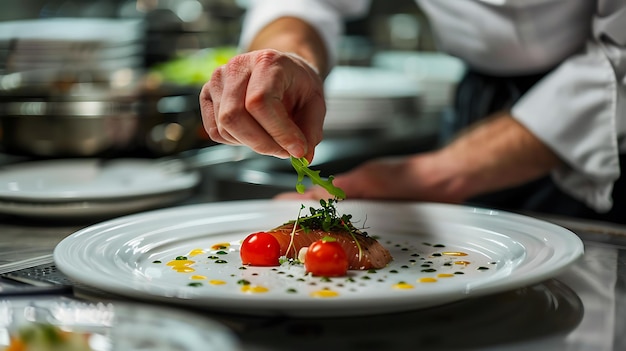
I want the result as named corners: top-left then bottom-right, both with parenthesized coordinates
top-left (401, 265), bottom-right (409, 269)
top-left (152, 260), bottom-right (161, 264)
top-left (411, 253), bottom-right (420, 257)
top-left (367, 269), bottom-right (377, 274)
top-left (239, 266), bottom-right (247, 270)
top-left (208, 256), bottom-right (219, 260)
top-left (188, 282), bottom-right (202, 287)
top-left (421, 268), bottom-right (437, 273)
top-left (421, 264), bottom-right (431, 268)
top-left (389, 270), bottom-right (399, 274)
top-left (454, 272), bottom-right (465, 275)
top-left (286, 288), bottom-right (297, 293)
top-left (433, 244), bottom-right (445, 248)
top-left (215, 260), bottom-right (228, 264)
top-left (361, 276), bottom-right (371, 280)
top-left (477, 266), bottom-right (490, 271)
top-left (432, 253), bottom-right (442, 257)
top-left (237, 279), bottom-right (250, 285)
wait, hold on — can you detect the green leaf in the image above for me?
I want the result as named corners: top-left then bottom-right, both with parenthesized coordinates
top-left (290, 157), bottom-right (346, 199)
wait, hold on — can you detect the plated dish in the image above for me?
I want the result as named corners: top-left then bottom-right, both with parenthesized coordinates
top-left (53, 200), bottom-right (584, 317)
top-left (0, 298), bottom-right (238, 351)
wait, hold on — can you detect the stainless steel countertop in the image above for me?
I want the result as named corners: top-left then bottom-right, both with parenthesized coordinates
top-left (1, 205), bottom-right (626, 351)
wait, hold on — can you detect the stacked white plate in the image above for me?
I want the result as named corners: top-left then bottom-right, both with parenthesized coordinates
top-left (372, 51), bottom-right (466, 117)
top-left (0, 158), bottom-right (200, 219)
top-left (323, 66), bottom-right (421, 132)
top-left (0, 18), bottom-right (144, 72)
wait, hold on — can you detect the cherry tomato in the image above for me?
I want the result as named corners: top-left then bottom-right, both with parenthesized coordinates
top-left (304, 237), bottom-right (349, 277)
top-left (240, 232), bottom-right (281, 266)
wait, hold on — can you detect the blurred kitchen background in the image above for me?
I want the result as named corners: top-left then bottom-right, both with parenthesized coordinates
top-left (0, 0), bottom-right (466, 203)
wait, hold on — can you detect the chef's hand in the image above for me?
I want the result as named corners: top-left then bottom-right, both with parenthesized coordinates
top-left (199, 49), bottom-right (326, 161)
top-left (275, 155), bottom-right (465, 203)
top-left (275, 113), bottom-right (561, 204)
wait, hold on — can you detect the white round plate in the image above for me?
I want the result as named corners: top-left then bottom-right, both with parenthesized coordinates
top-left (53, 200), bottom-right (584, 317)
top-left (0, 158), bottom-right (200, 202)
top-left (0, 298), bottom-right (238, 351)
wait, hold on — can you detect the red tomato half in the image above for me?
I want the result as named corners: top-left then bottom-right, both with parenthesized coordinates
top-left (304, 238), bottom-right (349, 277)
top-left (240, 232), bottom-right (281, 266)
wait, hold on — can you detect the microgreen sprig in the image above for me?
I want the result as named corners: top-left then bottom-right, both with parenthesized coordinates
top-left (288, 157), bottom-right (363, 260)
top-left (290, 157), bottom-right (346, 199)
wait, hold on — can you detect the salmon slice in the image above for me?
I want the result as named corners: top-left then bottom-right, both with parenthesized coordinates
top-left (267, 223), bottom-right (392, 270)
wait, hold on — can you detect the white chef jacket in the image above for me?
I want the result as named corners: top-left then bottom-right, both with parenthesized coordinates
top-left (239, 0), bottom-right (626, 213)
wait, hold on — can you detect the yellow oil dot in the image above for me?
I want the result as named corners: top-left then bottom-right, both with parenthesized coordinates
top-left (241, 285), bottom-right (269, 294)
top-left (167, 259), bottom-right (195, 266)
top-left (188, 249), bottom-right (205, 257)
top-left (190, 275), bottom-right (207, 280)
top-left (437, 273), bottom-right (454, 278)
top-left (211, 242), bottom-right (231, 250)
top-left (310, 289), bottom-right (339, 298)
top-left (393, 282), bottom-right (414, 290)
top-left (209, 280), bottom-right (227, 285)
top-left (419, 277), bottom-right (438, 283)
top-left (442, 252), bottom-right (468, 256)
top-left (166, 259), bottom-right (195, 273)
top-left (454, 261), bottom-right (471, 266)
top-left (173, 266), bottom-right (195, 273)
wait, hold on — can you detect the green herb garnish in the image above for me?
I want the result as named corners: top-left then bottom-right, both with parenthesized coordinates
top-left (290, 157), bottom-right (346, 199)
top-left (286, 157), bottom-right (364, 260)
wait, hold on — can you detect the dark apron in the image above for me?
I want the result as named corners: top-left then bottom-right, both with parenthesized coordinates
top-left (452, 69), bottom-right (626, 224)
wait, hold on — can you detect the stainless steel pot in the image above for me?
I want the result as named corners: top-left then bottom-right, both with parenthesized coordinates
top-left (0, 100), bottom-right (139, 157)
top-left (0, 69), bottom-right (204, 157)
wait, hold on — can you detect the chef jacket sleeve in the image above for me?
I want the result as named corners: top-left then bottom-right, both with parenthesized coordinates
top-left (511, 4), bottom-right (626, 212)
top-left (238, 0), bottom-right (371, 67)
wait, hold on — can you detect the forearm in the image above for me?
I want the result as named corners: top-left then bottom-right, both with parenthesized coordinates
top-left (417, 113), bottom-right (563, 201)
top-left (246, 17), bottom-right (330, 78)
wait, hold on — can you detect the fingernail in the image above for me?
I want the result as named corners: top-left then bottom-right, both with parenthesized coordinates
top-left (286, 144), bottom-right (305, 158)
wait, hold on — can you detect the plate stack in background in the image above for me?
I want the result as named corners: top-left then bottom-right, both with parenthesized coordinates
top-left (372, 51), bottom-right (466, 119)
top-left (322, 66), bottom-right (422, 134)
